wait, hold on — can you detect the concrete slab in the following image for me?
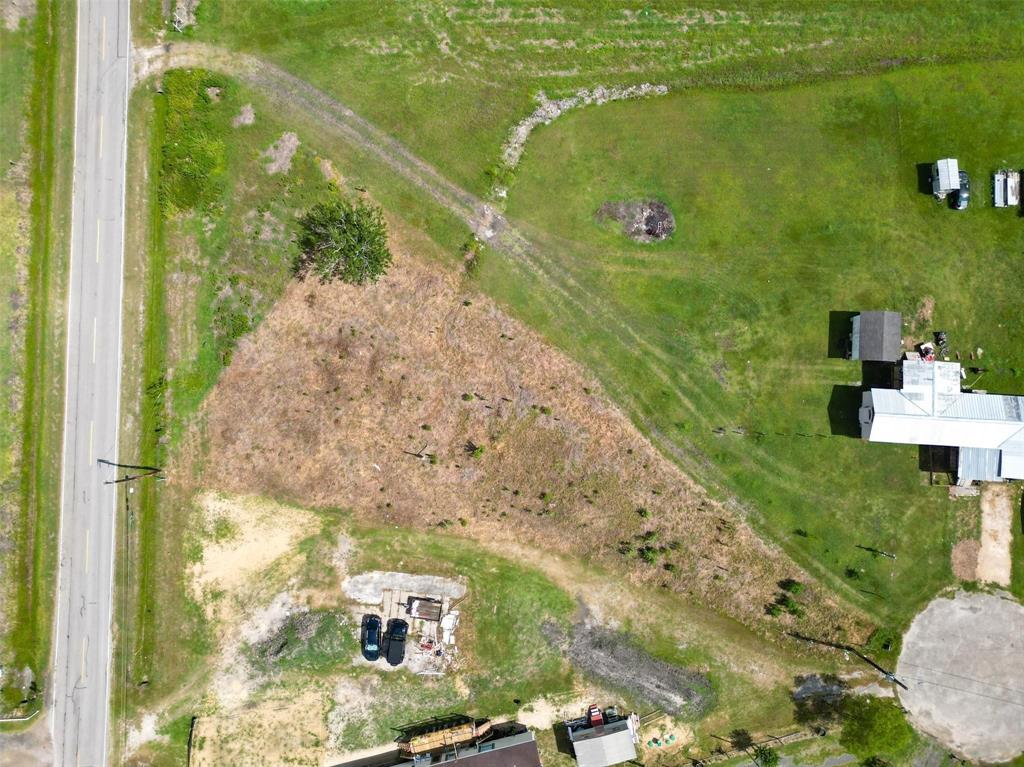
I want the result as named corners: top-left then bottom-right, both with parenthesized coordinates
top-left (896, 591), bottom-right (1024, 762)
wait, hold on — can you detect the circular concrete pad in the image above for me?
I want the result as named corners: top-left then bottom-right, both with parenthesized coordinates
top-left (897, 592), bottom-right (1024, 762)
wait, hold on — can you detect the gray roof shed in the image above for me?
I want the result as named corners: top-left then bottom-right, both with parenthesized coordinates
top-left (569, 719), bottom-right (637, 767)
top-left (851, 311), bottom-right (902, 362)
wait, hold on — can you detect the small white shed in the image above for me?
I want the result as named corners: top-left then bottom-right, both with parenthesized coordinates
top-left (932, 158), bottom-right (959, 198)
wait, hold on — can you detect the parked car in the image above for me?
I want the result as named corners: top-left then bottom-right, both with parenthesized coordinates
top-left (361, 614), bottom-right (382, 661)
top-left (384, 618), bottom-right (409, 666)
top-left (953, 170), bottom-right (970, 210)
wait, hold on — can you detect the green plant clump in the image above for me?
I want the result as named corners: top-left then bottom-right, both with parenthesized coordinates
top-left (160, 69), bottom-right (230, 213)
top-left (295, 196), bottom-right (392, 285)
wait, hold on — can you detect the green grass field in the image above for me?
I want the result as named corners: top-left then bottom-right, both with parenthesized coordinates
top-left (0, 0), bottom-right (77, 722)
top-left (493, 59), bottom-right (1024, 630)
top-left (160, 0), bottom-right (1024, 198)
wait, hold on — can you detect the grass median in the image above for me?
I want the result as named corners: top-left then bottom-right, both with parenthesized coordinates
top-left (0, 0), bottom-right (77, 723)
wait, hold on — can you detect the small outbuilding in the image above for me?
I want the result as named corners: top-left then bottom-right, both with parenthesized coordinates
top-left (850, 311), bottom-right (903, 362)
top-left (406, 596), bottom-right (443, 622)
top-left (932, 158), bottom-right (960, 198)
top-left (565, 707), bottom-right (640, 767)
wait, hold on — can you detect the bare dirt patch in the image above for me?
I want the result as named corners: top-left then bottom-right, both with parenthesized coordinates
top-left (977, 484), bottom-right (1013, 586)
top-left (190, 492), bottom-right (318, 609)
top-left (319, 157), bottom-right (345, 187)
top-left (0, 714), bottom-right (51, 767)
top-left (1, 0), bottom-right (34, 31)
top-left (232, 103), bottom-right (255, 127)
top-left (169, 491), bottom-right (352, 764)
top-left (950, 539), bottom-right (980, 581)
top-left (597, 200), bottom-right (675, 242)
top-left (547, 621), bottom-right (714, 717)
top-left (262, 131), bottom-right (300, 175)
top-left (199, 228), bottom-right (868, 642)
top-left (897, 592), bottom-right (1024, 762)
top-left (191, 684), bottom-right (331, 767)
top-left (126, 713), bottom-right (164, 755)
top-left (909, 295), bottom-right (935, 337)
top-left (172, 0), bottom-right (199, 31)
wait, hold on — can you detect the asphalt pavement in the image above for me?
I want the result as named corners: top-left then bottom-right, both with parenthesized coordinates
top-left (50, 1), bottom-right (131, 764)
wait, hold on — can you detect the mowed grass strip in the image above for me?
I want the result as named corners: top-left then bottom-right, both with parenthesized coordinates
top-left (496, 59), bottom-right (1024, 630)
top-left (178, 0), bottom-right (1024, 196)
top-left (1, 0), bottom-right (77, 721)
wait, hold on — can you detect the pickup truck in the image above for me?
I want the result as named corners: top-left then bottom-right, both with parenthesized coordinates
top-left (384, 618), bottom-right (409, 666)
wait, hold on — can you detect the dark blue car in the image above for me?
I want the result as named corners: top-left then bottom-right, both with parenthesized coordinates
top-left (384, 618), bottom-right (409, 666)
top-left (361, 614), bottom-right (382, 661)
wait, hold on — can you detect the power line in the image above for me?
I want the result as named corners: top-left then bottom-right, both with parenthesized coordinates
top-left (900, 661), bottom-right (1024, 696)
top-left (901, 675), bottom-right (1024, 708)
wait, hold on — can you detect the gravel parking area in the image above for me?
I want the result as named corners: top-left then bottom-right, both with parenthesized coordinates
top-left (896, 592), bottom-right (1024, 762)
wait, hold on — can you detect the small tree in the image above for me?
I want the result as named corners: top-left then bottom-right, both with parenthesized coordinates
top-left (752, 745), bottom-right (779, 767)
top-left (295, 196), bottom-right (391, 285)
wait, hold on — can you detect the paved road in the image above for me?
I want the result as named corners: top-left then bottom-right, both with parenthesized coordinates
top-left (50, 1), bottom-right (130, 764)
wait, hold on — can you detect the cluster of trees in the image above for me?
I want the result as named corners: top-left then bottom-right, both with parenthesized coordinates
top-left (732, 690), bottom-right (913, 766)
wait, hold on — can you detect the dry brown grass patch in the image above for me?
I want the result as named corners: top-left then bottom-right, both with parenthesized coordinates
top-left (200, 226), bottom-right (869, 641)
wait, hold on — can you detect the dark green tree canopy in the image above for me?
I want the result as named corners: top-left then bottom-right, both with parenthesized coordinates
top-left (752, 745), bottom-right (779, 767)
top-left (839, 697), bottom-right (913, 757)
top-left (295, 196), bottom-right (392, 285)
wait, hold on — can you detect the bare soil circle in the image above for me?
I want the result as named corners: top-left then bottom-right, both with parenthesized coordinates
top-left (896, 591), bottom-right (1024, 762)
top-left (596, 200), bottom-right (675, 242)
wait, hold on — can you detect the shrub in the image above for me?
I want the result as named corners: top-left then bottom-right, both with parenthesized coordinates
top-left (462, 236), bottom-right (484, 276)
top-left (294, 196), bottom-right (391, 284)
top-left (780, 578), bottom-right (805, 594)
top-left (638, 546), bottom-right (658, 564)
top-left (160, 70), bottom-right (230, 213)
top-left (752, 745), bottom-right (779, 767)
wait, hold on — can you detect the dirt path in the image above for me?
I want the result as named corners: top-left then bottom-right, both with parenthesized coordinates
top-left (977, 484), bottom-right (1013, 586)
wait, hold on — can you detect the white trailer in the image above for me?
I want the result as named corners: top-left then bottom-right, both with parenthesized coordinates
top-left (932, 158), bottom-right (959, 199)
top-left (993, 169), bottom-right (1021, 208)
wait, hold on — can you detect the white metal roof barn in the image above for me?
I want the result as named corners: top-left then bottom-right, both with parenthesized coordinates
top-left (860, 359), bottom-right (1024, 483)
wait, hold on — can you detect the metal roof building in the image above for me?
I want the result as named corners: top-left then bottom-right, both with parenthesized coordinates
top-left (860, 359), bottom-right (1024, 483)
top-left (850, 311), bottom-right (903, 362)
top-left (567, 716), bottom-right (639, 767)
